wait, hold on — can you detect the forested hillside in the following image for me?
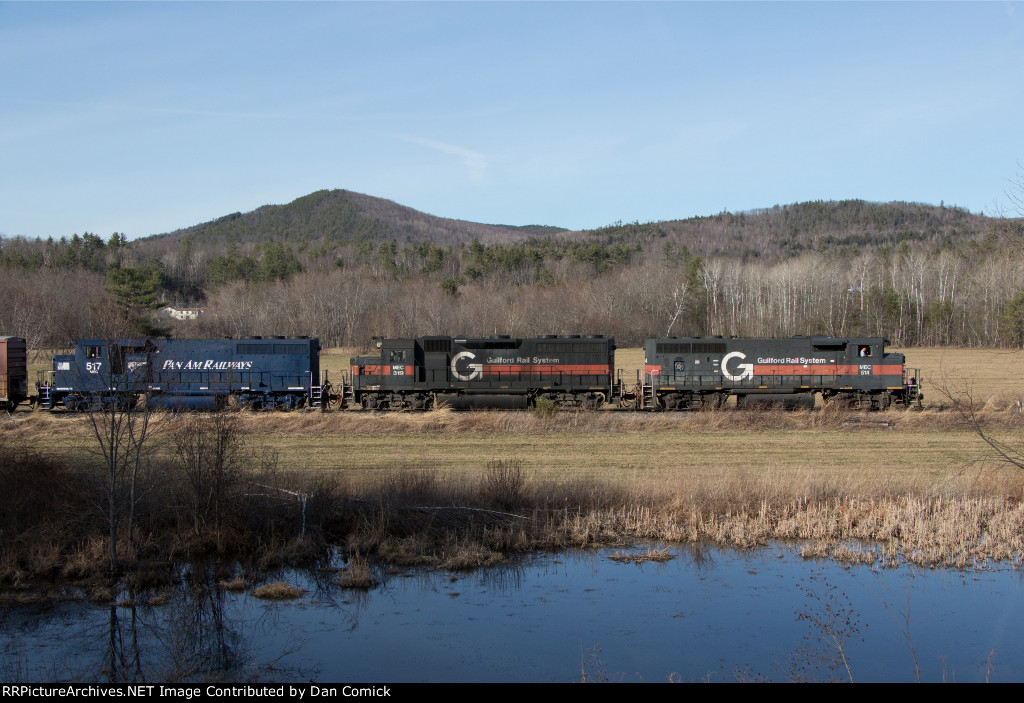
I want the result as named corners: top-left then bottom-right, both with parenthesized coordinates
top-left (2, 190), bottom-right (1023, 351)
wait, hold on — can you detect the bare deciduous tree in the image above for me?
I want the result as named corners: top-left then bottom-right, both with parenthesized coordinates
top-left (937, 374), bottom-right (1024, 473)
top-left (171, 413), bottom-right (244, 549)
top-left (83, 359), bottom-right (153, 573)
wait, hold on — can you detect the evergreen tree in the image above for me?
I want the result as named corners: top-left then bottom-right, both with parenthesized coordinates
top-left (106, 265), bottom-right (167, 336)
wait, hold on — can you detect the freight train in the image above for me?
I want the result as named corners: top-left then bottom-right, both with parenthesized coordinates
top-left (9, 334), bottom-right (921, 413)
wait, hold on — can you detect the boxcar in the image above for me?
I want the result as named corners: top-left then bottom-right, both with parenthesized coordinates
top-left (642, 336), bottom-right (921, 410)
top-left (38, 336), bottom-right (323, 411)
top-left (350, 334), bottom-right (617, 409)
top-left (1, 336), bottom-right (28, 412)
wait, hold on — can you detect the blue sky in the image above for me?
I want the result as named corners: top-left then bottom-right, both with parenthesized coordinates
top-left (2, 1), bottom-right (1022, 240)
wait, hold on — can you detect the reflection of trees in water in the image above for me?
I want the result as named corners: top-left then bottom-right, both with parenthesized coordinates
top-left (685, 543), bottom-right (716, 572)
top-left (162, 566), bottom-right (244, 680)
top-left (378, 559), bottom-right (526, 600)
top-left (96, 563), bottom-right (314, 682)
top-left (475, 561), bottom-right (525, 593)
top-left (101, 565), bottom-right (246, 682)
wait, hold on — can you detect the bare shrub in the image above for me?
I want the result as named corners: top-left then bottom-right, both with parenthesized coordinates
top-left (170, 413), bottom-right (244, 549)
top-left (481, 459), bottom-right (527, 510)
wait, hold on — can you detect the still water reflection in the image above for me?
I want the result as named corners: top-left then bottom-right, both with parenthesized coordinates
top-left (3, 546), bottom-right (1022, 682)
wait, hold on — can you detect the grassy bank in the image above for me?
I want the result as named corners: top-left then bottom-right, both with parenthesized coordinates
top-left (2, 403), bottom-right (1023, 587)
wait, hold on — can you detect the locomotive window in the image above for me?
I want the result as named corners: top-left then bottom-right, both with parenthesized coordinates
top-left (390, 350), bottom-right (406, 363)
top-left (86, 346), bottom-right (101, 359)
top-left (858, 345), bottom-right (872, 358)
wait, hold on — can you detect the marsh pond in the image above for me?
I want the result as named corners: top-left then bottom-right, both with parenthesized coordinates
top-left (3, 545), bottom-right (1022, 683)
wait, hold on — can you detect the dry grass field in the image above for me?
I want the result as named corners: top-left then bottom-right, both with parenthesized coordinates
top-left (6, 401), bottom-right (1016, 481)
top-left (7, 346), bottom-right (1024, 573)
top-left (9, 404), bottom-right (1023, 571)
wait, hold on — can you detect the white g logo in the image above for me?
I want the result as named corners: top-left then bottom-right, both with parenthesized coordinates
top-left (451, 351), bottom-right (483, 381)
top-left (722, 351), bottom-right (754, 381)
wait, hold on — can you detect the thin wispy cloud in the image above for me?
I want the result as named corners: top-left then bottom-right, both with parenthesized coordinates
top-left (391, 134), bottom-right (488, 183)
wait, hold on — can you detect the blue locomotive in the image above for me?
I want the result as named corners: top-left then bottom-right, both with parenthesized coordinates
top-left (37, 336), bottom-right (324, 411)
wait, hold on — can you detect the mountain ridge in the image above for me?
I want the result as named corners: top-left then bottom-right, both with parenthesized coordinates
top-left (145, 188), bottom-right (992, 260)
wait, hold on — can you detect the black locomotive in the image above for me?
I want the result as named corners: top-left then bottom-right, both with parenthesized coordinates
top-left (642, 336), bottom-right (920, 410)
top-left (350, 335), bottom-right (617, 409)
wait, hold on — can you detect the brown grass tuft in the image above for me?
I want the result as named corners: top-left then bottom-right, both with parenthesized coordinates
top-left (251, 581), bottom-right (305, 600)
top-left (336, 552), bottom-right (379, 589)
top-left (609, 547), bottom-right (674, 564)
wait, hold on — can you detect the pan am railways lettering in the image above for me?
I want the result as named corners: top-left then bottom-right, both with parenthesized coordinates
top-left (161, 360), bottom-right (255, 371)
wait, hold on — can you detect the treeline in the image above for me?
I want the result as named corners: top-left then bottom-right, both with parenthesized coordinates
top-left (0, 231), bottom-right (130, 272)
top-left (0, 231), bottom-right (641, 299)
top-left (172, 234), bottom-right (1024, 350)
top-left (2, 197), bottom-right (1023, 350)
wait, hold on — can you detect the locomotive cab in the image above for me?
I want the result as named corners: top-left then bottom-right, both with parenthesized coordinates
top-left (40, 339), bottom-right (153, 411)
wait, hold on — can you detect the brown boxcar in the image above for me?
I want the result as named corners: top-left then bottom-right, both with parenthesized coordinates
top-left (1, 336), bottom-right (28, 411)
